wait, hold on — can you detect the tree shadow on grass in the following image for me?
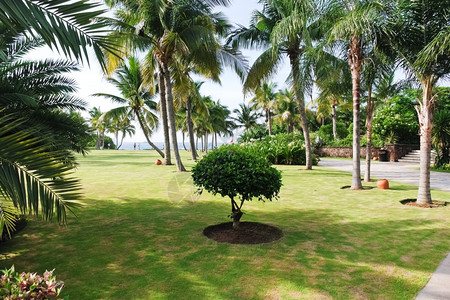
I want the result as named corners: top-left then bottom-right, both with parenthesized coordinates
top-left (1, 196), bottom-right (449, 299)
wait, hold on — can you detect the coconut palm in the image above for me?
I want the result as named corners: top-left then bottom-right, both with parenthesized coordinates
top-left (108, 114), bottom-right (135, 150)
top-left (274, 88), bottom-right (299, 134)
top-left (232, 103), bottom-right (261, 132)
top-left (93, 57), bottom-right (163, 157)
top-left (386, 0), bottom-right (450, 204)
top-left (105, 0), bottom-right (238, 171)
top-left (249, 82), bottom-right (278, 135)
top-left (327, 0), bottom-right (386, 189)
top-left (228, 0), bottom-right (320, 169)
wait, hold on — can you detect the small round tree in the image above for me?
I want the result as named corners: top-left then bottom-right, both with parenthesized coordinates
top-left (192, 144), bottom-right (282, 229)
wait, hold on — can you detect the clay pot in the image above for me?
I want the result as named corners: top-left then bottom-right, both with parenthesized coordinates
top-left (373, 156), bottom-right (379, 161)
top-left (155, 159), bottom-right (162, 165)
top-left (377, 179), bottom-right (389, 189)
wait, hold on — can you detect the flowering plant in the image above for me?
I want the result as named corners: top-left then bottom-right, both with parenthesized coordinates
top-left (0, 265), bottom-right (64, 299)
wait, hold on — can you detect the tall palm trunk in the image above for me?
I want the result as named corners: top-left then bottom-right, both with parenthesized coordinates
top-left (331, 101), bottom-right (337, 140)
top-left (205, 134), bottom-right (208, 153)
top-left (158, 68), bottom-right (171, 165)
top-left (182, 132), bottom-right (187, 151)
top-left (135, 110), bottom-right (165, 158)
top-left (349, 36), bottom-right (363, 190)
top-left (289, 52), bottom-right (313, 170)
top-left (416, 77), bottom-right (434, 204)
top-left (186, 97), bottom-right (198, 160)
top-left (364, 86), bottom-right (374, 182)
top-left (161, 61), bottom-right (186, 171)
top-left (266, 108), bottom-right (272, 135)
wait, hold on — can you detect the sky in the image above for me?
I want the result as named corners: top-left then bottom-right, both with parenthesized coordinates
top-left (29, 0), bottom-right (291, 144)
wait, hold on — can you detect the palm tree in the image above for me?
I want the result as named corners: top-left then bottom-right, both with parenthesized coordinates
top-left (249, 82), bottom-right (278, 135)
top-left (89, 107), bottom-right (107, 150)
top-left (105, 0), bottom-right (237, 172)
top-left (0, 29), bottom-right (87, 234)
top-left (0, 0), bottom-right (116, 69)
top-left (93, 57), bottom-right (164, 158)
top-left (232, 103), bottom-right (260, 132)
top-left (387, 0), bottom-right (450, 204)
top-left (274, 88), bottom-right (299, 134)
top-left (228, 0), bottom-right (319, 169)
top-left (108, 114), bottom-right (135, 150)
top-left (327, 0), bottom-right (385, 189)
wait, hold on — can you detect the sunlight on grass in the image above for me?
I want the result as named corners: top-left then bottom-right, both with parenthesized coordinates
top-left (1, 150), bottom-right (449, 299)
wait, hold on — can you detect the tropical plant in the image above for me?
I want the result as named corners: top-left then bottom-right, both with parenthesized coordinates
top-left (244, 133), bottom-right (318, 166)
top-left (327, 0), bottom-right (386, 189)
top-left (232, 103), bottom-right (260, 132)
top-left (249, 82), bottom-right (278, 135)
top-left (386, 0), bottom-right (450, 204)
top-left (192, 144), bottom-right (282, 230)
top-left (0, 265), bottom-right (64, 299)
top-left (107, 114), bottom-right (135, 150)
top-left (105, 0), bottom-right (243, 171)
top-left (93, 57), bottom-right (163, 157)
top-left (273, 88), bottom-right (301, 134)
top-left (0, 0), bottom-right (116, 69)
top-left (372, 90), bottom-right (420, 145)
top-left (228, 0), bottom-right (319, 169)
top-left (0, 114), bottom-right (80, 237)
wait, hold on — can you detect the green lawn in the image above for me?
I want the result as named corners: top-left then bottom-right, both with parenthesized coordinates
top-left (1, 150), bottom-right (449, 299)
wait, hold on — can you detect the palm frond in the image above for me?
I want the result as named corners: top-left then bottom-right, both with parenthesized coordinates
top-left (0, 114), bottom-right (81, 230)
top-left (0, 0), bottom-right (118, 69)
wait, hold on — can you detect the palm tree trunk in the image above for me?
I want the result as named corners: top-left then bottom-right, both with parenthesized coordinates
top-left (289, 53), bottom-right (313, 170)
top-left (118, 134), bottom-right (125, 150)
top-left (266, 108), bottom-right (273, 135)
top-left (364, 87), bottom-right (373, 182)
top-left (135, 110), bottom-right (165, 158)
top-left (349, 36), bottom-right (363, 190)
top-left (205, 134), bottom-right (208, 153)
top-left (96, 131), bottom-right (100, 149)
top-left (161, 61), bottom-right (186, 172)
top-left (158, 68), bottom-right (171, 165)
top-left (186, 97), bottom-right (198, 160)
top-left (416, 78), bottom-right (434, 204)
top-left (182, 132), bottom-right (187, 151)
top-left (332, 101), bottom-right (337, 140)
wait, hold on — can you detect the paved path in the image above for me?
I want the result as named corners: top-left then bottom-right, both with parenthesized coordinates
top-left (319, 158), bottom-right (450, 299)
top-left (319, 158), bottom-right (450, 193)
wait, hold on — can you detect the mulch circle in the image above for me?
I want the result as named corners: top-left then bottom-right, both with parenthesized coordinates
top-left (203, 221), bottom-right (283, 244)
top-left (400, 199), bottom-right (448, 208)
top-left (340, 185), bottom-right (374, 190)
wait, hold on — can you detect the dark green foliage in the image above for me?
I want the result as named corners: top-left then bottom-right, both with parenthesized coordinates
top-left (192, 144), bottom-right (282, 203)
top-left (243, 133), bottom-right (318, 166)
top-left (317, 123), bottom-right (348, 143)
top-left (373, 90), bottom-right (420, 144)
top-left (103, 136), bottom-right (116, 150)
top-left (433, 88), bottom-right (450, 168)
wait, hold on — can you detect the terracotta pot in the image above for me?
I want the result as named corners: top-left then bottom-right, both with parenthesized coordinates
top-left (155, 159), bottom-right (162, 165)
top-left (377, 179), bottom-right (389, 189)
top-left (373, 156), bottom-right (379, 161)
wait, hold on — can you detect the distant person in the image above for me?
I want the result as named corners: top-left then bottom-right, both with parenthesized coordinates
top-left (134, 143), bottom-right (136, 150)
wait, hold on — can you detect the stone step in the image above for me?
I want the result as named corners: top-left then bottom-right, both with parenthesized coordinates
top-left (398, 149), bottom-right (436, 164)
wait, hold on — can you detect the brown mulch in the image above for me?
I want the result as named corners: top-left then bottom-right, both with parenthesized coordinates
top-left (203, 221), bottom-right (283, 244)
top-left (400, 199), bottom-right (448, 208)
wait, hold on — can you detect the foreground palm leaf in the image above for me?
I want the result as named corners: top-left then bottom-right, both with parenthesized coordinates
top-left (0, 0), bottom-right (117, 69)
top-left (0, 115), bottom-right (81, 236)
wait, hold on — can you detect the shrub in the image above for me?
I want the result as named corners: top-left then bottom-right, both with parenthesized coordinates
top-left (243, 133), bottom-right (318, 165)
top-left (192, 144), bottom-right (282, 229)
top-left (316, 122), bottom-right (348, 144)
top-left (0, 266), bottom-right (64, 299)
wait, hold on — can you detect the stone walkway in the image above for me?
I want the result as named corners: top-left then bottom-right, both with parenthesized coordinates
top-left (319, 158), bottom-right (450, 193)
top-left (319, 158), bottom-right (450, 299)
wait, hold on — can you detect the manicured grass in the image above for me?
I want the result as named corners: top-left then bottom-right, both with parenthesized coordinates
top-left (1, 150), bottom-right (449, 299)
